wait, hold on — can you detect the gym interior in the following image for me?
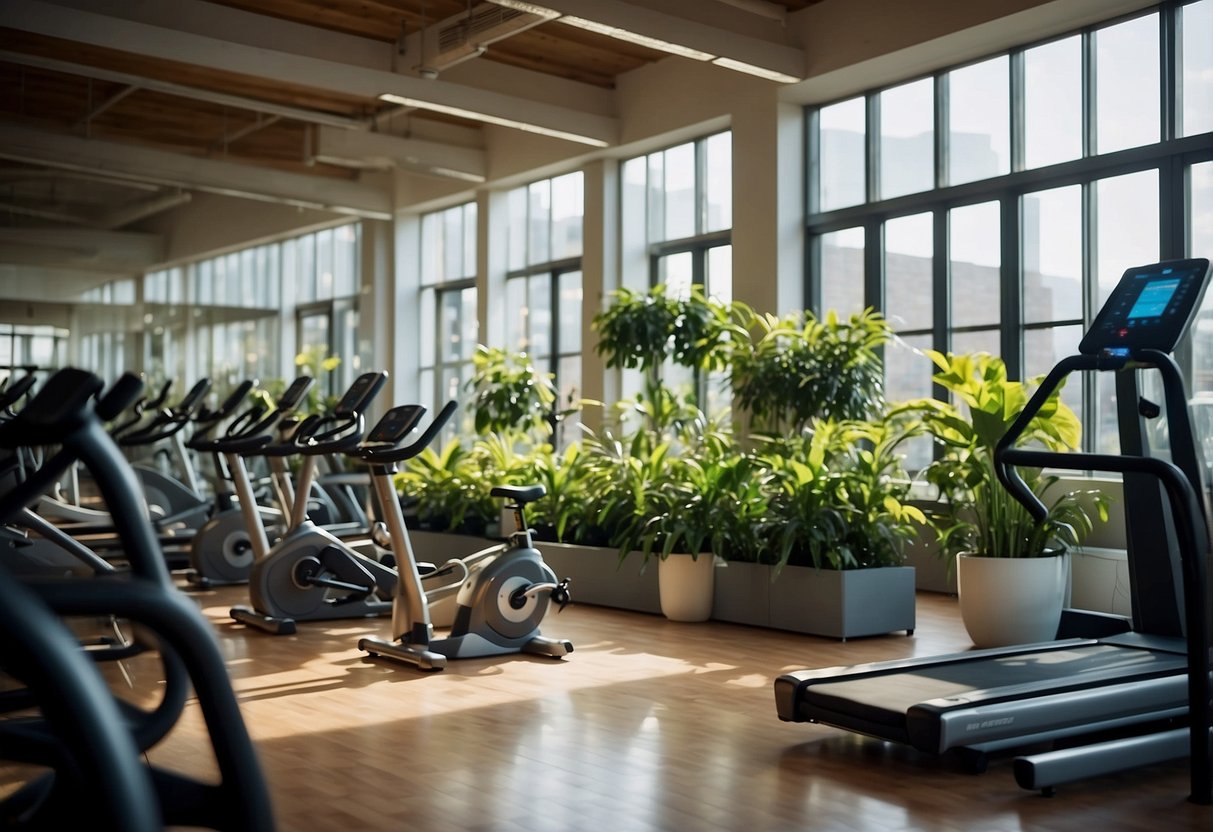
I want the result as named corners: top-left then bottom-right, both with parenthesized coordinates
top-left (2, 0), bottom-right (1213, 829)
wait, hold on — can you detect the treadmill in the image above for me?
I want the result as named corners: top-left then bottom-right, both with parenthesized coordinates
top-left (774, 258), bottom-right (1213, 804)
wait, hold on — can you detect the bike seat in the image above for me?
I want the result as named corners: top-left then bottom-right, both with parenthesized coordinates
top-left (490, 484), bottom-right (546, 505)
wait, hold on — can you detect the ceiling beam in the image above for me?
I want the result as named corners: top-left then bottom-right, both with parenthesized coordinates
top-left (312, 128), bottom-right (487, 182)
top-left (0, 227), bottom-right (165, 272)
top-left (0, 123), bottom-right (394, 220)
top-left (488, 0), bottom-right (805, 82)
top-left (4, 0), bottom-right (620, 147)
top-left (96, 191), bottom-right (194, 230)
top-left (0, 50), bottom-right (372, 131)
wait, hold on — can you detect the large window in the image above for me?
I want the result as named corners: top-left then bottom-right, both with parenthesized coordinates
top-left (620, 131), bottom-right (733, 411)
top-left (505, 171), bottom-right (584, 439)
top-left (419, 203), bottom-right (477, 424)
top-left (809, 2), bottom-right (1213, 457)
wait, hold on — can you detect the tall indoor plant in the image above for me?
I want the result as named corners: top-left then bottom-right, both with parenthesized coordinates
top-left (919, 350), bottom-right (1107, 647)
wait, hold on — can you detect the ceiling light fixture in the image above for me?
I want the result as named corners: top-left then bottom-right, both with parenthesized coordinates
top-left (556, 15), bottom-right (715, 62)
top-left (377, 93), bottom-right (610, 147)
top-left (709, 57), bottom-right (799, 83)
top-left (483, 0), bottom-right (560, 18)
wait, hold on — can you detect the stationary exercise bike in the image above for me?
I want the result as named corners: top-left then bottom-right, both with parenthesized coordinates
top-left (356, 403), bottom-right (573, 671)
top-left (229, 371), bottom-right (393, 634)
top-left (187, 375), bottom-right (314, 587)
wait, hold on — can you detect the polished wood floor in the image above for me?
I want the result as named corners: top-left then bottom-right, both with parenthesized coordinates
top-left (10, 585), bottom-right (1213, 831)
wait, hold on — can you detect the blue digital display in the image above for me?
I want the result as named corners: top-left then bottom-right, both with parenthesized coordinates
top-left (1127, 278), bottom-right (1181, 319)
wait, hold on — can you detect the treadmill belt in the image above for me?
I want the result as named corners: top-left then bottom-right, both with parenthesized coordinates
top-left (802, 644), bottom-right (1184, 730)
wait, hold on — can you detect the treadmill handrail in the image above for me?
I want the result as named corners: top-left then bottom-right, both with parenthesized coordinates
top-left (993, 347), bottom-right (1212, 804)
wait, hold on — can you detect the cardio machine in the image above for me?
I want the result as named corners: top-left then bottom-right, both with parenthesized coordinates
top-left (354, 403), bottom-right (573, 671)
top-left (229, 371), bottom-right (390, 634)
top-left (774, 258), bottom-right (1213, 804)
top-left (187, 375), bottom-right (314, 586)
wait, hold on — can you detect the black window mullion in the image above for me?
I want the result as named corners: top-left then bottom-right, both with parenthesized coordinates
top-left (1000, 194), bottom-right (1023, 379)
top-left (935, 73), bottom-right (949, 190)
top-left (1010, 49), bottom-right (1026, 173)
top-left (1082, 26), bottom-right (1097, 159)
top-left (866, 94), bottom-right (880, 203)
top-left (1161, 0), bottom-right (1178, 142)
top-left (865, 217), bottom-right (883, 313)
top-left (933, 206), bottom-right (950, 359)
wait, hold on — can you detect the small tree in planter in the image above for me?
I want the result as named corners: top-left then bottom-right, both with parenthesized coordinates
top-left (593, 283), bottom-right (747, 431)
top-left (731, 308), bottom-right (891, 434)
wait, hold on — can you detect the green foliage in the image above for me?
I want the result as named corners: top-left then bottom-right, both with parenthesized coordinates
top-left (917, 351), bottom-right (1107, 559)
top-left (466, 345), bottom-right (558, 436)
top-left (293, 346), bottom-right (342, 414)
top-left (757, 415), bottom-right (927, 572)
top-left (731, 307), bottom-right (891, 433)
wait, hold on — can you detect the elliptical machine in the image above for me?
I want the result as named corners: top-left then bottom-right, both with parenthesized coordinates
top-left (356, 403), bottom-right (573, 671)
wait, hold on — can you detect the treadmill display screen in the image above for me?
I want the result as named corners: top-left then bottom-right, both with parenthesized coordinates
top-left (1126, 278), bottom-right (1180, 320)
top-left (1079, 258), bottom-right (1212, 355)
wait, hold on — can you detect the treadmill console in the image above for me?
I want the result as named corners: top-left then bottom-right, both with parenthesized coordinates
top-left (1080, 258), bottom-right (1211, 356)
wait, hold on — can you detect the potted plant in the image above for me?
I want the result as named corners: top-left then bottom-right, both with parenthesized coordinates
top-left (919, 350), bottom-right (1108, 647)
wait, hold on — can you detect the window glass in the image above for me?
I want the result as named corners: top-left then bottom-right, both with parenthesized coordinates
top-left (884, 335), bottom-right (934, 470)
top-left (949, 201), bottom-right (1002, 329)
top-left (551, 172), bottom-right (584, 260)
top-left (1188, 161), bottom-right (1213, 398)
top-left (1095, 169), bottom-right (1159, 304)
top-left (1182, 0), bottom-right (1213, 137)
top-left (507, 187), bottom-right (527, 271)
top-left (558, 271), bottom-right (583, 354)
top-left (884, 213), bottom-right (933, 332)
top-left (1022, 185), bottom-right (1083, 325)
top-left (948, 56), bottom-right (1010, 185)
top-left (819, 227), bottom-right (865, 318)
top-left (705, 245), bottom-right (732, 303)
top-left (1024, 36), bottom-right (1083, 169)
top-left (818, 97), bottom-right (866, 211)
top-left (879, 78), bottom-right (935, 199)
top-left (703, 132), bottom-right (732, 233)
top-left (1024, 324), bottom-right (1083, 419)
top-left (528, 180), bottom-right (551, 266)
top-left (1096, 13), bottom-right (1160, 154)
top-left (663, 142), bottom-right (697, 240)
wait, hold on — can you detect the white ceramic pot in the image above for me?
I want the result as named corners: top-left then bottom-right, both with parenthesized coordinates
top-left (956, 552), bottom-right (1070, 648)
top-left (657, 553), bottom-right (717, 622)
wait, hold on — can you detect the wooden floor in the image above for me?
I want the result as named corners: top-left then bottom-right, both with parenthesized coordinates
top-left (11, 585), bottom-right (1213, 831)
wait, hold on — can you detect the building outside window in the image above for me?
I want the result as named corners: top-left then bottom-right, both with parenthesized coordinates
top-left (505, 171), bottom-right (584, 441)
top-left (808, 1), bottom-right (1213, 465)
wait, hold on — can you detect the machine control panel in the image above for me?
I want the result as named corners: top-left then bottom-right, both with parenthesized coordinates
top-left (1080, 258), bottom-right (1211, 355)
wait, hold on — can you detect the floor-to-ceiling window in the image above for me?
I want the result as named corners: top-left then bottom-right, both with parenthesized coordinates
top-left (419, 202), bottom-right (477, 429)
top-left (620, 131), bottom-right (733, 412)
top-left (807, 0), bottom-right (1212, 460)
top-left (505, 171), bottom-right (584, 439)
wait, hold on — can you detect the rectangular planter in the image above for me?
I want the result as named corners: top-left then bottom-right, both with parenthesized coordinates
top-left (711, 560), bottom-right (772, 627)
top-left (408, 529), bottom-right (498, 563)
top-left (767, 564), bottom-right (916, 640)
top-left (537, 542), bottom-right (661, 615)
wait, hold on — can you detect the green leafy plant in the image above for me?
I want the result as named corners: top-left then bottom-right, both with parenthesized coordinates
top-left (731, 307), bottom-right (891, 434)
top-left (294, 346), bottom-right (342, 414)
top-left (592, 283), bottom-right (747, 433)
top-left (758, 415), bottom-right (927, 572)
top-left (466, 345), bottom-right (558, 437)
top-left (918, 350), bottom-right (1107, 560)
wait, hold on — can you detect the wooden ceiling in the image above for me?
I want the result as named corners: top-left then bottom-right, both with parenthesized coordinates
top-left (0, 0), bottom-right (820, 256)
